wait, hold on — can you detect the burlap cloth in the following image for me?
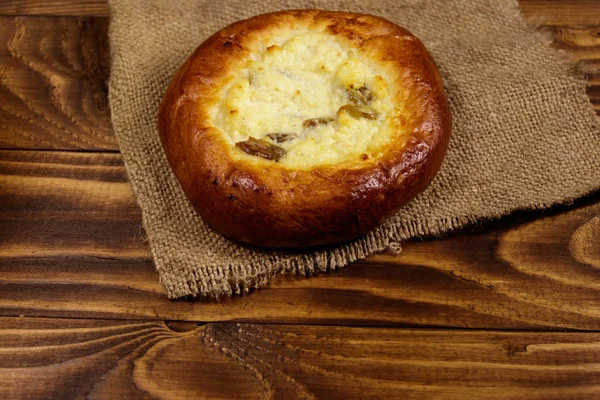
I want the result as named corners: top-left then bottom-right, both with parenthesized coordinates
top-left (108, 0), bottom-right (600, 299)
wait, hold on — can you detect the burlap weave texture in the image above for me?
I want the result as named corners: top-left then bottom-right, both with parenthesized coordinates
top-left (108, 0), bottom-right (600, 299)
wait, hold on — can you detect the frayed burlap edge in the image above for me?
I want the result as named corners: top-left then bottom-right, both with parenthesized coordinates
top-left (157, 191), bottom-right (598, 299)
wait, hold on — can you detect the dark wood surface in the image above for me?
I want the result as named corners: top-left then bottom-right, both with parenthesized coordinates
top-left (2, 317), bottom-right (600, 399)
top-left (0, 15), bottom-right (113, 150)
top-left (1, 1), bottom-right (599, 398)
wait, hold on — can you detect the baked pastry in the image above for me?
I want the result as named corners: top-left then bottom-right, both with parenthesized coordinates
top-left (159, 10), bottom-right (451, 247)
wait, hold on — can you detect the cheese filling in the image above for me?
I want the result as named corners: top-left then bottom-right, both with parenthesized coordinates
top-left (211, 32), bottom-right (399, 169)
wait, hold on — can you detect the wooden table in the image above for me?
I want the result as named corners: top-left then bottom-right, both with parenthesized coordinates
top-left (1, 1), bottom-right (599, 398)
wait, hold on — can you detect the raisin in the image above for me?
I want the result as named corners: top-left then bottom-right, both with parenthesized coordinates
top-left (347, 86), bottom-right (372, 106)
top-left (266, 133), bottom-right (298, 143)
top-left (338, 104), bottom-right (380, 120)
top-left (235, 137), bottom-right (286, 161)
top-left (303, 117), bottom-right (334, 129)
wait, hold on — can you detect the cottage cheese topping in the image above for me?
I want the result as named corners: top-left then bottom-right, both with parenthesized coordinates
top-left (211, 31), bottom-right (401, 169)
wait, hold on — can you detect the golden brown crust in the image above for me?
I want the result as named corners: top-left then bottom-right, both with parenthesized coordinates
top-left (159, 10), bottom-right (452, 247)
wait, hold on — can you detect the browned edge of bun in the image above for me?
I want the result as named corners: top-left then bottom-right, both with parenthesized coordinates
top-left (159, 10), bottom-right (452, 248)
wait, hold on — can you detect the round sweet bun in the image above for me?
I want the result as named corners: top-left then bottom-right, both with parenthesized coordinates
top-left (159, 10), bottom-right (451, 248)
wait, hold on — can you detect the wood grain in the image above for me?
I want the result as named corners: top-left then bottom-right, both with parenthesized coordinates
top-left (0, 16), bottom-right (114, 150)
top-left (519, 0), bottom-right (600, 26)
top-left (0, 0), bottom-right (108, 17)
top-left (1, 317), bottom-right (599, 399)
top-left (1, 150), bottom-right (599, 329)
top-left (550, 24), bottom-right (600, 113)
top-left (0, 0), bottom-right (598, 25)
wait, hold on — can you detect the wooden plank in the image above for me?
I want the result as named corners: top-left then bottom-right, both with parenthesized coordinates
top-left (0, 0), bottom-right (598, 26)
top-left (0, 16), bottom-right (114, 150)
top-left (0, 5), bottom-right (598, 151)
top-left (519, 0), bottom-right (600, 26)
top-left (550, 25), bottom-right (600, 113)
top-left (553, 26), bottom-right (600, 61)
top-left (1, 317), bottom-right (599, 399)
top-left (0, 0), bottom-right (108, 17)
top-left (1, 150), bottom-right (600, 329)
